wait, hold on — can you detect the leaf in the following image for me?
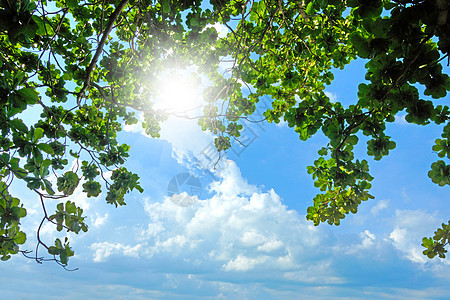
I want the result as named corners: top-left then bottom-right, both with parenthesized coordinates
top-left (81, 161), bottom-right (99, 180)
top-left (305, 2), bottom-right (314, 15)
top-left (55, 238), bottom-right (63, 249)
top-left (10, 119), bottom-right (28, 133)
top-left (43, 179), bottom-right (55, 195)
top-left (48, 246), bottom-right (59, 255)
top-left (16, 207), bottom-right (27, 218)
top-left (15, 88), bottom-right (38, 104)
top-left (13, 71), bottom-right (25, 86)
top-left (162, 0), bottom-right (171, 14)
top-left (57, 171), bottom-right (80, 195)
top-left (34, 128), bottom-right (44, 142)
top-left (65, 201), bottom-right (76, 214)
top-left (66, 0), bottom-right (77, 9)
top-left (37, 143), bottom-right (54, 154)
top-left (347, 135), bottom-right (359, 145)
top-left (82, 180), bottom-right (101, 197)
top-left (14, 231), bottom-right (26, 244)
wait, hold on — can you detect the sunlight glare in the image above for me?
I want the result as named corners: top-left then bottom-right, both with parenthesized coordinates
top-left (154, 69), bottom-right (203, 114)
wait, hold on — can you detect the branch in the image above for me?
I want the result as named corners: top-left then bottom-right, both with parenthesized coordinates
top-left (78, 0), bottom-right (130, 103)
top-left (332, 34), bottom-right (433, 164)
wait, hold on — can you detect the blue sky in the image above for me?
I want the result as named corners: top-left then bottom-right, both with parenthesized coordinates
top-left (2, 41), bottom-right (450, 300)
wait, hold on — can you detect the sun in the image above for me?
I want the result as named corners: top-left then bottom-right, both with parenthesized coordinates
top-left (153, 68), bottom-right (203, 114)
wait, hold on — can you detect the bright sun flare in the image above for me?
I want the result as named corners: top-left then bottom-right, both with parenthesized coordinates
top-left (154, 69), bottom-right (203, 113)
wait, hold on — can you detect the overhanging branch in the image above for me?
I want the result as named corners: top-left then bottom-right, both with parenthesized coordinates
top-left (78, 0), bottom-right (130, 103)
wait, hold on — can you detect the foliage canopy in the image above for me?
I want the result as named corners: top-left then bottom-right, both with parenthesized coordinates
top-left (0, 0), bottom-right (449, 267)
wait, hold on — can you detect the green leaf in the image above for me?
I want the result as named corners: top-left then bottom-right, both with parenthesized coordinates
top-left (37, 143), bottom-right (54, 154)
top-left (10, 119), bottom-right (28, 132)
top-left (347, 135), bottom-right (359, 145)
top-left (81, 161), bottom-right (99, 180)
top-left (428, 160), bottom-right (450, 186)
top-left (55, 238), bottom-right (63, 249)
top-left (82, 180), bottom-right (101, 197)
top-left (16, 207), bottom-right (27, 218)
top-left (15, 88), bottom-right (38, 104)
top-left (66, 0), bottom-right (77, 9)
top-left (305, 2), bottom-right (314, 15)
top-left (48, 246), bottom-right (59, 255)
top-left (34, 128), bottom-right (44, 142)
top-left (43, 179), bottom-right (55, 195)
top-left (14, 231), bottom-right (26, 244)
top-left (162, 0), bottom-right (171, 14)
top-left (57, 171), bottom-right (80, 195)
top-left (65, 201), bottom-right (76, 214)
top-left (60, 250), bottom-right (68, 265)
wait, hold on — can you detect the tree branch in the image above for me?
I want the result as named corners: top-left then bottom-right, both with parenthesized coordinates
top-left (78, 0), bottom-right (130, 103)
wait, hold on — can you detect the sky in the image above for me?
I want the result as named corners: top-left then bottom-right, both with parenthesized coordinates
top-left (1, 28), bottom-right (450, 300)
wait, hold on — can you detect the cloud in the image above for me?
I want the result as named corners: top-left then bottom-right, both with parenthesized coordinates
top-left (371, 199), bottom-right (390, 215)
top-left (275, 119), bottom-right (288, 128)
top-left (283, 261), bottom-right (345, 284)
top-left (394, 114), bottom-right (410, 125)
top-left (124, 113), bottom-right (215, 167)
top-left (6, 157), bottom-right (450, 299)
top-left (91, 242), bottom-right (142, 262)
top-left (92, 213), bottom-right (109, 228)
top-left (360, 230), bottom-right (376, 248)
top-left (89, 159), bottom-right (335, 283)
top-left (205, 22), bottom-right (229, 39)
top-left (223, 255), bottom-right (268, 272)
top-left (325, 91), bottom-right (338, 103)
top-left (389, 209), bottom-right (442, 264)
top-left (209, 159), bottom-right (257, 197)
top-left (333, 229), bottom-right (383, 258)
top-left (159, 116), bottom-right (215, 164)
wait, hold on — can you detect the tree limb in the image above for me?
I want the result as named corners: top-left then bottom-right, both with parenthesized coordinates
top-left (78, 0), bottom-right (130, 104)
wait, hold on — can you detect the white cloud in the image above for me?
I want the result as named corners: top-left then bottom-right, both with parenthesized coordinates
top-left (361, 230), bottom-right (376, 246)
top-left (223, 255), bottom-right (268, 272)
top-left (124, 112), bottom-right (215, 167)
top-left (257, 240), bottom-right (284, 253)
top-left (390, 227), bottom-right (427, 264)
top-left (205, 22), bottom-right (229, 39)
top-left (394, 114), bottom-right (410, 125)
top-left (324, 91), bottom-right (337, 103)
top-left (90, 159), bottom-right (334, 283)
top-left (371, 199), bottom-right (390, 215)
top-left (275, 119), bottom-right (288, 128)
top-left (159, 116), bottom-right (215, 163)
top-left (389, 209), bottom-right (442, 264)
top-left (283, 261), bottom-right (345, 284)
top-left (240, 230), bottom-right (267, 247)
top-left (91, 242), bottom-right (142, 262)
top-left (335, 229), bottom-right (381, 257)
top-left (8, 157), bottom-right (450, 298)
top-left (209, 159), bottom-right (257, 197)
top-left (92, 213), bottom-right (109, 228)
